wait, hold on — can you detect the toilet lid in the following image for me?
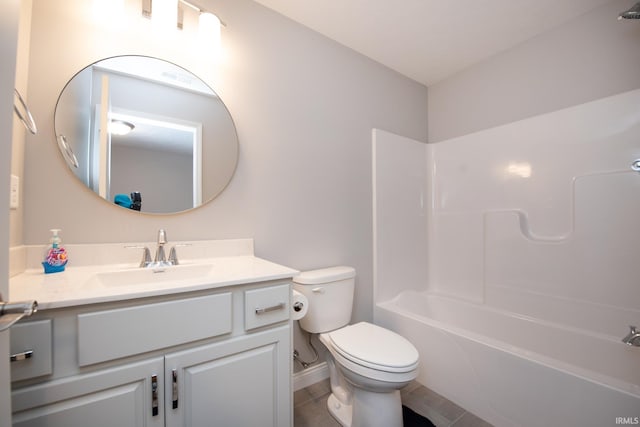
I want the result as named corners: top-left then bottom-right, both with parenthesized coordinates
top-left (327, 322), bottom-right (419, 372)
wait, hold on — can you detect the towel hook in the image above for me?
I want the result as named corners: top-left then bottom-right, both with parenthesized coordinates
top-left (13, 89), bottom-right (37, 135)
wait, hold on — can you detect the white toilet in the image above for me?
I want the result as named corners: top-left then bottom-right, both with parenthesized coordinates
top-left (293, 266), bottom-right (419, 427)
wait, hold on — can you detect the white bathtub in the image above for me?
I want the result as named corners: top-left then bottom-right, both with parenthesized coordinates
top-left (375, 291), bottom-right (640, 427)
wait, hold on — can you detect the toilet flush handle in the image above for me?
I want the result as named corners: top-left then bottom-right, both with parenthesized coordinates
top-left (311, 287), bottom-right (325, 294)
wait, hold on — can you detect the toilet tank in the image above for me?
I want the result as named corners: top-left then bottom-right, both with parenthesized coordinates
top-left (292, 266), bottom-right (356, 333)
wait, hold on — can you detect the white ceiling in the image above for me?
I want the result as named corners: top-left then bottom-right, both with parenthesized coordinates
top-left (253, 0), bottom-right (615, 86)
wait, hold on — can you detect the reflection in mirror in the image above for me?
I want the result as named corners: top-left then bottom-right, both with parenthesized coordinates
top-left (55, 55), bottom-right (238, 214)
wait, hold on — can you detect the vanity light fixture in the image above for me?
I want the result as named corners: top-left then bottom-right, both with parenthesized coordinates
top-left (109, 120), bottom-right (135, 136)
top-left (141, 0), bottom-right (224, 32)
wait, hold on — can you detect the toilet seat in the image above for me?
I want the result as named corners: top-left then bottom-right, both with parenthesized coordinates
top-left (325, 322), bottom-right (419, 373)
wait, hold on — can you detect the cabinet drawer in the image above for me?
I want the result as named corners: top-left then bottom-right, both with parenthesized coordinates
top-left (78, 293), bottom-right (232, 366)
top-left (245, 284), bottom-right (290, 330)
top-left (10, 319), bottom-right (52, 382)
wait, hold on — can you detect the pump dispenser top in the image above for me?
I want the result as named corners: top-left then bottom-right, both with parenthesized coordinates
top-left (50, 229), bottom-right (61, 248)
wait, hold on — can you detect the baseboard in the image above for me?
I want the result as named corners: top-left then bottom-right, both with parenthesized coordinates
top-left (293, 361), bottom-right (329, 391)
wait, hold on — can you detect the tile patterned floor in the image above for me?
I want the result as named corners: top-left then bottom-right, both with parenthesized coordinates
top-left (294, 379), bottom-right (493, 427)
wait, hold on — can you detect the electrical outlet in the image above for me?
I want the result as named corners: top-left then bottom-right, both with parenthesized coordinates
top-left (10, 175), bottom-right (19, 210)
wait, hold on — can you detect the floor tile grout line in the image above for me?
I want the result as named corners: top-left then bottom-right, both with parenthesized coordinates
top-left (449, 410), bottom-right (468, 426)
top-left (295, 380), bottom-right (492, 427)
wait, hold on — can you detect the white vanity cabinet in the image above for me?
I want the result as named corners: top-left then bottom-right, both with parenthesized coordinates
top-left (9, 280), bottom-right (292, 427)
top-left (12, 357), bottom-right (166, 427)
top-left (165, 326), bottom-right (289, 427)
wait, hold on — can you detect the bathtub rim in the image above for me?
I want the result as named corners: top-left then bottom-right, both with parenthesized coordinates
top-left (376, 291), bottom-right (640, 399)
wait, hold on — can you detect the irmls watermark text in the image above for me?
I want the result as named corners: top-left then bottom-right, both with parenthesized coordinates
top-left (616, 417), bottom-right (640, 425)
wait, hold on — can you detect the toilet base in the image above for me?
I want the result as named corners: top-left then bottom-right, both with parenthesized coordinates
top-left (327, 393), bottom-right (352, 427)
top-left (326, 388), bottom-right (403, 427)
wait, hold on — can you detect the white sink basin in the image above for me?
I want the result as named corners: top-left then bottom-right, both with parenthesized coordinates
top-left (87, 263), bottom-right (214, 288)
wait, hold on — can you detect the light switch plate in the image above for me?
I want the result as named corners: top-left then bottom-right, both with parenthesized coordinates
top-left (10, 174), bottom-right (19, 210)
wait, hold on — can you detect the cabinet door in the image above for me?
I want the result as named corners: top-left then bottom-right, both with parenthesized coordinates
top-left (166, 326), bottom-right (290, 427)
top-left (11, 358), bottom-right (164, 427)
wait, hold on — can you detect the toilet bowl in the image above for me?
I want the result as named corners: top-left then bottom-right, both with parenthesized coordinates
top-left (320, 322), bottom-right (419, 427)
top-left (293, 267), bottom-right (419, 427)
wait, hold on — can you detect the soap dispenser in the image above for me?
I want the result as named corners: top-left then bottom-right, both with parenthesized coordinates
top-left (42, 229), bottom-right (68, 274)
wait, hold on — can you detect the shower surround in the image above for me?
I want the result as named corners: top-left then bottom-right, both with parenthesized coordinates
top-left (372, 89), bottom-right (640, 427)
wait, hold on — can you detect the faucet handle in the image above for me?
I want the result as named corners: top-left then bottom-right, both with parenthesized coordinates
top-left (167, 244), bottom-right (191, 266)
top-left (168, 247), bottom-right (179, 266)
top-left (125, 245), bottom-right (152, 268)
top-left (158, 229), bottom-right (167, 245)
top-left (142, 247), bottom-right (152, 267)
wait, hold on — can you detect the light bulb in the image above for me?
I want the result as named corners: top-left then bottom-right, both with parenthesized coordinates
top-left (199, 12), bottom-right (221, 53)
top-left (153, 0), bottom-right (179, 30)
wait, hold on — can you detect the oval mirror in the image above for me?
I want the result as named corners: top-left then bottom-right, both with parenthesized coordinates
top-left (54, 55), bottom-right (238, 214)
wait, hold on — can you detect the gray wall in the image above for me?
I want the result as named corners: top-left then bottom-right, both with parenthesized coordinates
top-left (21, 0), bottom-right (428, 330)
top-left (428, 0), bottom-right (640, 142)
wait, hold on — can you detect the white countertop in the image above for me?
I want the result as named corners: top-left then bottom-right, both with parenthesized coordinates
top-left (10, 255), bottom-right (299, 310)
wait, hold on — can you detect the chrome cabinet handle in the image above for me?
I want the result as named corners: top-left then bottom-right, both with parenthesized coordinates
top-left (13, 89), bottom-right (37, 135)
top-left (172, 369), bottom-right (178, 409)
top-left (151, 375), bottom-right (159, 416)
top-left (10, 349), bottom-right (33, 362)
top-left (255, 302), bottom-right (286, 315)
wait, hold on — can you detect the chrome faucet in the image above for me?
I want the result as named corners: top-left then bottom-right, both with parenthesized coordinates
top-left (622, 325), bottom-right (640, 346)
top-left (154, 229), bottom-right (168, 265)
top-left (127, 230), bottom-right (184, 268)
